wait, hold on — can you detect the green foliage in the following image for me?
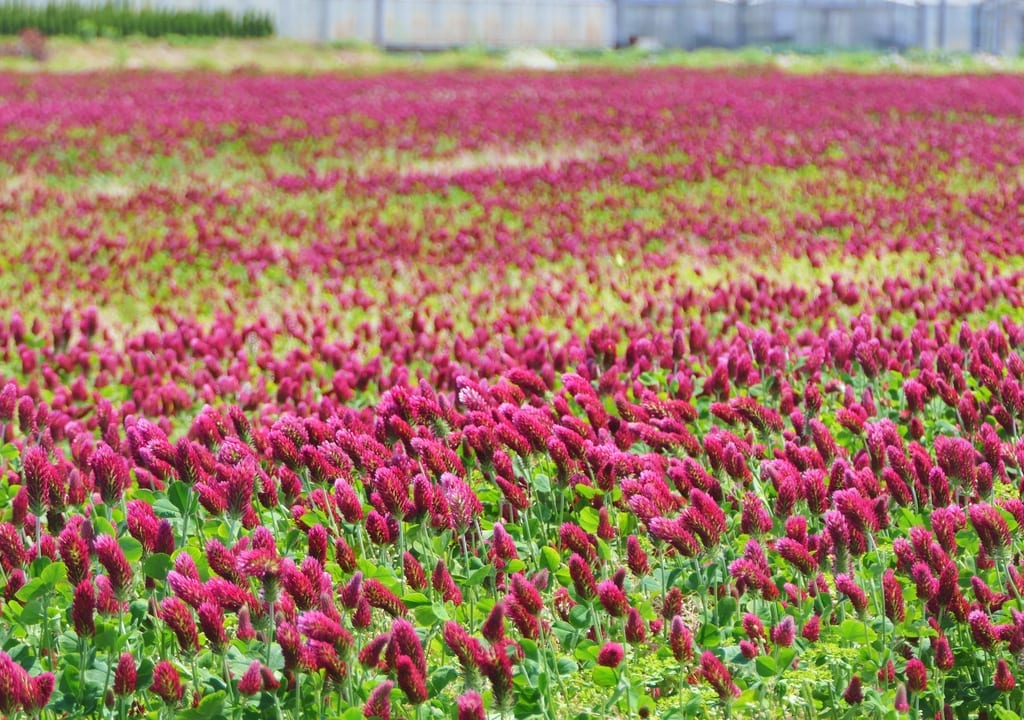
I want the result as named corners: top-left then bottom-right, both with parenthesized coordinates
top-left (0, 1), bottom-right (272, 38)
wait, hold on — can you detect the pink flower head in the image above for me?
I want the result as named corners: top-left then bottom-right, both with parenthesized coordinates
top-left (741, 492), bottom-right (774, 535)
top-left (504, 598), bottom-right (540, 639)
top-left (94, 574), bottom-right (123, 615)
top-left (931, 508), bottom-right (962, 556)
top-left (237, 661), bottom-right (263, 695)
top-left (90, 443), bottom-right (129, 504)
top-left (93, 535), bottom-right (133, 597)
top-left (910, 562), bottom-right (937, 602)
top-left (113, 652), bottom-right (137, 696)
top-left (26, 672), bottom-right (54, 712)
top-left (432, 560), bottom-right (463, 605)
top-left (307, 524), bottom-right (328, 566)
top-left (482, 602), bottom-right (506, 643)
top-left (481, 644), bottom-right (515, 710)
top-left (166, 573), bottom-right (208, 610)
top-left (154, 520), bottom-right (175, 555)
top-left (389, 618), bottom-right (426, 676)
top-left (774, 537), bottom-right (816, 576)
top-left (159, 597), bottom-right (198, 653)
top-left (894, 683), bottom-right (909, 712)
top-left (995, 659), bottom-right (1016, 692)
top-left (843, 675), bottom-right (863, 704)
top-left (597, 642), bottom-right (624, 668)
top-left (150, 660), bottom-right (183, 705)
top-left (625, 607), bottom-right (647, 644)
top-left (969, 503), bottom-right (1011, 555)
top-left (0, 383), bottom-right (15, 423)
top-left (205, 577), bottom-right (257, 613)
top-left (568, 553), bottom-right (597, 599)
top-left (298, 610), bottom-right (352, 648)
top-left (442, 621), bottom-right (482, 672)
top-left (801, 613), bottom-right (821, 642)
top-left (72, 579), bottom-right (96, 638)
top-left (597, 579), bottom-right (629, 618)
top-left (402, 552), bottom-right (427, 590)
top-left (626, 535), bottom-right (649, 576)
top-left (934, 634), bottom-right (954, 671)
top-left (439, 473), bottom-right (482, 531)
top-left (362, 579), bottom-right (407, 617)
top-left (21, 446), bottom-right (54, 514)
top-left (684, 488), bottom-right (727, 547)
top-left (969, 609), bottom-right (999, 651)
top-left (648, 516), bottom-right (700, 557)
top-left (358, 632), bottom-right (391, 669)
top-left (457, 691), bottom-right (486, 720)
top-left (742, 613), bottom-right (765, 641)
top-left (340, 571), bottom-right (363, 609)
top-left (669, 615), bottom-right (694, 661)
top-left (490, 522), bottom-right (518, 565)
top-left (237, 546), bottom-right (281, 581)
top-left (700, 651), bottom-right (740, 700)
top-left (0, 651), bottom-right (30, 714)
top-left (280, 560), bottom-right (317, 611)
top-left (58, 525), bottom-right (91, 586)
top-left (882, 569), bottom-right (905, 623)
top-left (906, 658), bottom-right (927, 692)
top-left (308, 640), bottom-right (348, 684)
top-left (559, 523), bottom-right (597, 562)
top-left (510, 572), bottom-right (543, 615)
top-left (334, 478), bottom-right (364, 523)
top-left (770, 616), bottom-right (795, 648)
top-left (834, 574), bottom-right (869, 614)
top-left (364, 680), bottom-right (394, 720)
top-left (366, 512), bottom-right (393, 544)
top-left (204, 539), bottom-right (241, 584)
top-left (125, 501), bottom-right (159, 553)
top-left (395, 655), bottom-right (428, 705)
top-left (353, 597), bottom-right (372, 628)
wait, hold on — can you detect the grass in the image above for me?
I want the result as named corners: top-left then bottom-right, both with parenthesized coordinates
top-left (0, 35), bottom-right (1023, 74)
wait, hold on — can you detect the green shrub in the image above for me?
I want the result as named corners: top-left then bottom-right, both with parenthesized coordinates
top-left (0, 1), bottom-right (273, 38)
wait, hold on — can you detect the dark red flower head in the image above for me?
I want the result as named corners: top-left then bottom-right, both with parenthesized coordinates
top-left (995, 659), bottom-right (1016, 692)
top-left (150, 661), bottom-right (183, 705)
top-left (843, 675), bottom-right (863, 704)
top-left (457, 691), bottom-right (486, 720)
top-left (699, 651), bottom-right (740, 700)
top-left (906, 658), bottom-right (928, 693)
top-left (364, 680), bottom-right (393, 720)
top-left (113, 653), bottom-right (137, 696)
top-left (597, 642), bottom-right (624, 668)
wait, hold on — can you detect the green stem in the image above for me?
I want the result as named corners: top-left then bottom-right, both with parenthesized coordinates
top-left (222, 653), bottom-right (235, 706)
top-left (460, 535), bottom-right (476, 624)
top-left (40, 590), bottom-right (51, 673)
top-left (101, 648), bottom-right (114, 718)
top-left (519, 500), bottom-right (532, 548)
top-left (397, 520), bottom-right (407, 591)
top-left (539, 619), bottom-right (571, 711)
top-left (180, 485), bottom-right (193, 548)
top-left (694, 559), bottom-right (709, 623)
top-left (265, 579), bottom-right (278, 669)
top-left (586, 599), bottom-right (603, 640)
top-left (620, 650), bottom-right (632, 715)
top-left (77, 636), bottom-right (87, 708)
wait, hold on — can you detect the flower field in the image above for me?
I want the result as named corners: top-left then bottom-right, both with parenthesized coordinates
top-left (2, 68), bottom-right (1024, 720)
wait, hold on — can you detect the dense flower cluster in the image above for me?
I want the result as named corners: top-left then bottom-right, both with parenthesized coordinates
top-left (0, 68), bottom-right (1023, 718)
